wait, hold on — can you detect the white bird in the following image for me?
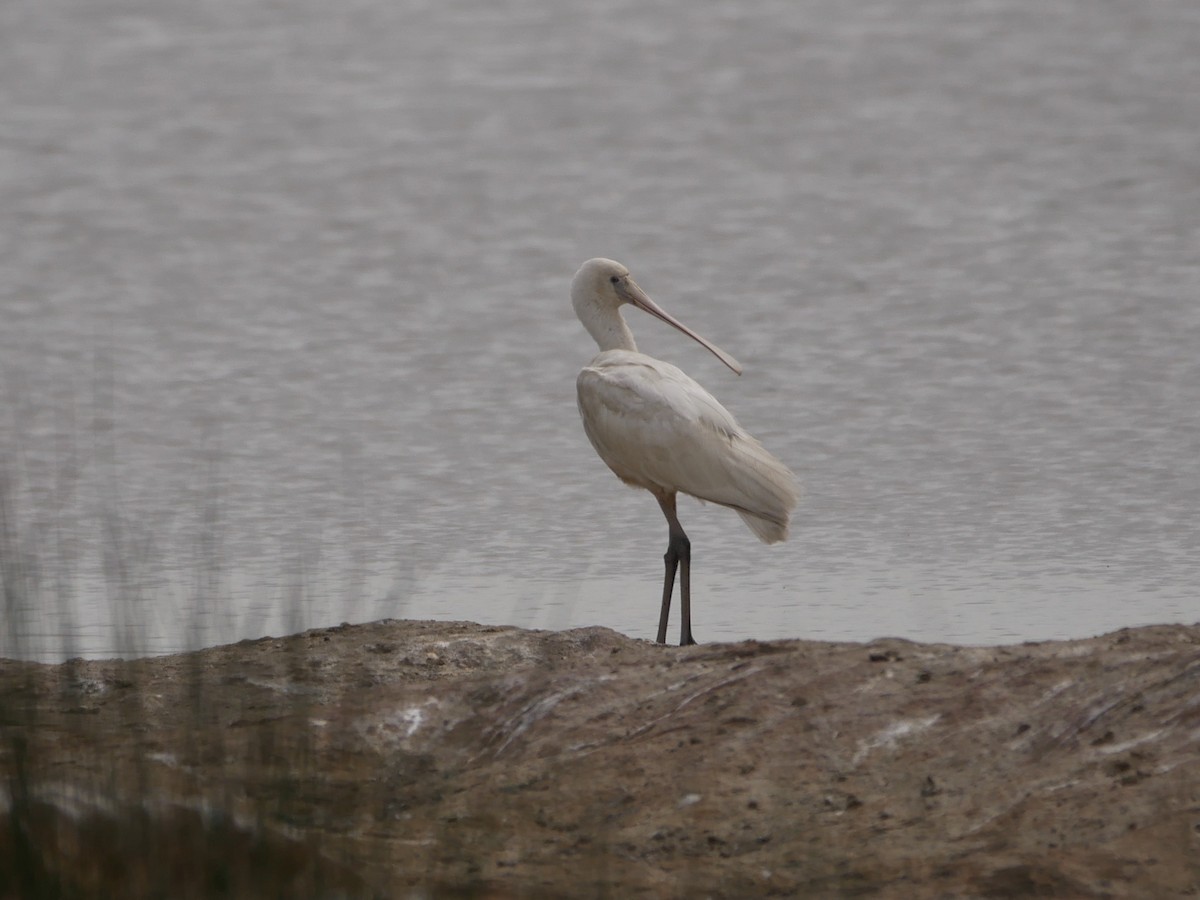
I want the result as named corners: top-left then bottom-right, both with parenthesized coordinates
top-left (572, 258), bottom-right (799, 646)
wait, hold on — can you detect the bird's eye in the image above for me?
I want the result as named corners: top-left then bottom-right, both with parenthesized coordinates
top-left (610, 275), bottom-right (620, 284)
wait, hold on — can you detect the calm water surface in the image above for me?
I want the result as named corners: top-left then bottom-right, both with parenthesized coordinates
top-left (2, 0), bottom-right (1198, 659)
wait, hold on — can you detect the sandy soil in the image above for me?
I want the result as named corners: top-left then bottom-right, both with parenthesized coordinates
top-left (2, 619), bottom-right (1199, 898)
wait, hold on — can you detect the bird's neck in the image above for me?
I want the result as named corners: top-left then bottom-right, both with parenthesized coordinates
top-left (579, 303), bottom-right (638, 353)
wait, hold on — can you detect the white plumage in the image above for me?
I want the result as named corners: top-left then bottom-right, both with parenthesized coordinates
top-left (578, 350), bottom-right (796, 543)
top-left (572, 258), bottom-right (798, 645)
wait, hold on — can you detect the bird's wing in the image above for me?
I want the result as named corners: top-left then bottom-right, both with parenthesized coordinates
top-left (577, 353), bottom-right (798, 542)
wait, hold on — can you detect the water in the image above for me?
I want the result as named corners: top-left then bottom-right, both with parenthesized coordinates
top-left (3, 0), bottom-right (1198, 660)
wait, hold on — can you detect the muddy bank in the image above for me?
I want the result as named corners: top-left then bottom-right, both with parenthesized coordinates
top-left (2, 620), bottom-right (1199, 897)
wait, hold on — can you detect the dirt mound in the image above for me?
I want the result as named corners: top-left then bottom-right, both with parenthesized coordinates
top-left (3, 620), bottom-right (1198, 897)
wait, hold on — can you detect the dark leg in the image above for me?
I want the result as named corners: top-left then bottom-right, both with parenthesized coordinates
top-left (678, 532), bottom-right (694, 646)
top-left (655, 493), bottom-right (678, 644)
top-left (656, 546), bottom-right (677, 645)
top-left (654, 493), bottom-right (695, 646)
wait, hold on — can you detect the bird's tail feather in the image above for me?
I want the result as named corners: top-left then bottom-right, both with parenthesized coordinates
top-left (716, 435), bottom-right (800, 545)
top-left (737, 508), bottom-right (791, 544)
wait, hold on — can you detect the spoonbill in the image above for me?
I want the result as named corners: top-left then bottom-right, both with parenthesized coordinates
top-left (572, 258), bottom-right (798, 646)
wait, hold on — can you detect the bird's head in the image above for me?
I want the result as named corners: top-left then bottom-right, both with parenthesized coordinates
top-left (571, 258), bottom-right (632, 316)
top-left (571, 258), bottom-right (742, 375)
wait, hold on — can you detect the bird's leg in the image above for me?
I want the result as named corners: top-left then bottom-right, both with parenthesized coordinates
top-left (655, 493), bottom-right (678, 644)
top-left (678, 527), bottom-right (694, 647)
top-left (655, 492), bottom-right (695, 646)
